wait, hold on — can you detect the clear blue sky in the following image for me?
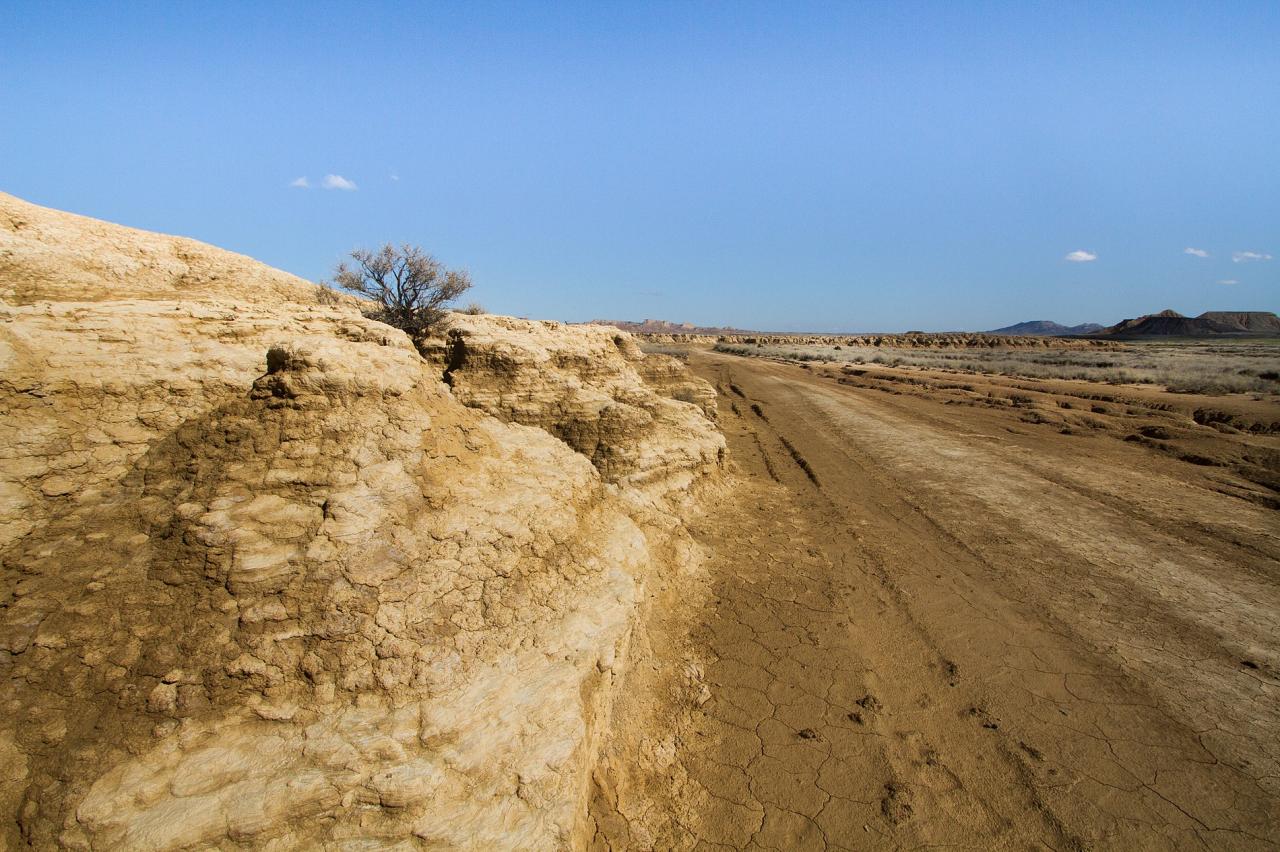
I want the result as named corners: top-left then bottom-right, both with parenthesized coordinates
top-left (3, 1), bottom-right (1277, 331)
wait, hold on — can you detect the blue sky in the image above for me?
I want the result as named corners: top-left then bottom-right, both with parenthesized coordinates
top-left (3, 1), bottom-right (1277, 331)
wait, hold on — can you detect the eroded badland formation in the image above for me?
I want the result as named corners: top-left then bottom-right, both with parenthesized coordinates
top-left (2, 192), bottom-right (1279, 849)
top-left (0, 192), bottom-right (722, 848)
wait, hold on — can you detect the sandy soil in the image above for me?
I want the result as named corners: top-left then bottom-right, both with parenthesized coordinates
top-left (590, 351), bottom-right (1279, 850)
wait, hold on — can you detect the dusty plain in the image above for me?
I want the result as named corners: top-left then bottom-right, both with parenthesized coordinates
top-left (589, 346), bottom-right (1280, 850)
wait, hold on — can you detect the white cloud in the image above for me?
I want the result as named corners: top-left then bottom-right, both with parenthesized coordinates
top-left (1183, 247), bottom-right (1209, 258)
top-left (289, 176), bottom-right (310, 188)
top-left (389, 173), bottom-right (400, 182)
top-left (1217, 279), bottom-right (1239, 285)
top-left (1232, 250), bottom-right (1272, 263)
top-left (322, 174), bottom-right (358, 191)
top-left (1064, 249), bottom-right (1097, 263)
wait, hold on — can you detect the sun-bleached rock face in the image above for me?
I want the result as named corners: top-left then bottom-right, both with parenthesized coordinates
top-left (0, 192), bottom-right (721, 849)
top-left (420, 315), bottom-right (724, 494)
top-left (0, 193), bottom-right (326, 306)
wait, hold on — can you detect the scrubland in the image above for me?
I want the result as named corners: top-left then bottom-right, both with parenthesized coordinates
top-left (716, 340), bottom-right (1280, 395)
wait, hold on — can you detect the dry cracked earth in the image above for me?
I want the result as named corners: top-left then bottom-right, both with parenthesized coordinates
top-left (590, 350), bottom-right (1279, 850)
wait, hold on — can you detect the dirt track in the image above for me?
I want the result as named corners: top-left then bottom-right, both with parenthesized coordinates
top-left (591, 351), bottom-right (1280, 850)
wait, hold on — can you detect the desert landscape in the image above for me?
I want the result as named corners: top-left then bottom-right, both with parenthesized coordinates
top-left (5, 3), bottom-right (1280, 849)
top-left (2, 192), bottom-right (1278, 850)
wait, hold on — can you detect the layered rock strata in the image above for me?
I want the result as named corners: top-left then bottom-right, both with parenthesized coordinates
top-left (0, 192), bottom-right (722, 849)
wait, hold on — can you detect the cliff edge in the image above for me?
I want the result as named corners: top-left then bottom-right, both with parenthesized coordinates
top-left (0, 192), bottom-right (723, 849)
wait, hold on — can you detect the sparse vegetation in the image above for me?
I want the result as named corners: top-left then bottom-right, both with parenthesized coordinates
top-left (461, 302), bottom-right (487, 315)
top-left (330, 243), bottom-right (471, 342)
top-left (314, 284), bottom-right (343, 305)
top-left (716, 341), bottom-right (1280, 395)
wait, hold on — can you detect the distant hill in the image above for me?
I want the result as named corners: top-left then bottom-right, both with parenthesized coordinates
top-left (987, 320), bottom-right (1104, 336)
top-left (1093, 309), bottom-right (1280, 338)
top-left (589, 318), bottom-right (751, 336)
top-left (1198, 311), bottom-right (1280, 334)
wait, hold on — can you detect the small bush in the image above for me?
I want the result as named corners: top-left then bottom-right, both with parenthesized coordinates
top-left (330, 243), bottom-right (471, 343)
top-left (461, 302), bottom-right (487, 315)
top-left (315, 284), bottom-right (343, 305)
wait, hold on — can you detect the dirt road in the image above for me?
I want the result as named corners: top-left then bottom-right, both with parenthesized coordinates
top-left (591, 351), bottom-right (1280, 850)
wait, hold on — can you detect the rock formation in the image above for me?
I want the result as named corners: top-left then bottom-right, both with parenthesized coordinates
top-left (0, 192), bottom-right (722, 849)
top-left (420, 316), bottom-right (722, 490)
top-left (1095, 309), bottom-right (1280, 338)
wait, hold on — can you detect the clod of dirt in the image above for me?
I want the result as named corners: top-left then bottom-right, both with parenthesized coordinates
top-left (967, 706), bottom-right (999, 730)
top-left (880, 782), bottom-right (914, 824)
top-left (856, 694), bottom-right (884, 713)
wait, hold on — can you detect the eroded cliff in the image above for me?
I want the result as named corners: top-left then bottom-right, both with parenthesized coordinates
top-left (420, 315), bottom-right (722, 492)
top-left (0, 192), bottom-right (722, 849)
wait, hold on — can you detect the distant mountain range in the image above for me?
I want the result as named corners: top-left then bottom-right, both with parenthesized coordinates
top-left (986, 320), bottom-right (1105, 336)
top-left (1094, 309), bottom-right (1280, 338)
top-left (595, 311), bottom-right (1280, 339)
top-left (988, 311), bottom-right (1280, 338)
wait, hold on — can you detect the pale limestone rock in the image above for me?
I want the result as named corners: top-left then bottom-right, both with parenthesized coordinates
top-left (421, 314), bottom-right (725, 493)
top-left (0, 192), bottom-right (722, 849)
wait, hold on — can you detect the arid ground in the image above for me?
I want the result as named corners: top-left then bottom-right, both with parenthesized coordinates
top-left (5, 193), bottom-right (1278, 850)
top-left (590, 348), bottom-right (1279, 850)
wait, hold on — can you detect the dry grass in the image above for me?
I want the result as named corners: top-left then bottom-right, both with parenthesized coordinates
top-left (716, 341), bottom-right (1280, 396)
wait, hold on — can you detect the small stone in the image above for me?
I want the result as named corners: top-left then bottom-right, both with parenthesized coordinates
top-left (147, 682), bottom-right (178, 714)
top-left (252, 700), bottom-right (298, 721)
top-left (40, 476), bottom-right (75, 496)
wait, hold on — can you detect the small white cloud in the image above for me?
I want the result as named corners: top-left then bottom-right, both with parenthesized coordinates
top-left (1183, 247), bottom-right (1209, 258)
top-left (1217, 279), bottom-right (1239, 285)
top-left (290, 176), bottom-right (310, 188)
top-left (1064, 250), bottom-right (1097, 263)
top-left (322, 174), bottom-right (358, 191)
top-left (1232, 250), bottom-right (1272, 263)
top-left (390, 173), bottom-right (400, 182)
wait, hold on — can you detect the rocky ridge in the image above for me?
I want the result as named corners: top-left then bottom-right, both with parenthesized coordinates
top-left (1096, 309), bottom-right (1280, 338)
top-left (0, 192), bottom-right (723, 849)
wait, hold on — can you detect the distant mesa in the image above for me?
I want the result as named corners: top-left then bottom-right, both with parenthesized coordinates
top-left (1092, 309), bottom-right (1280, 338)
top-left (1198, 311), bottom-right (1280, 334)
top-left (987, 320), bottom-right (1104, 336)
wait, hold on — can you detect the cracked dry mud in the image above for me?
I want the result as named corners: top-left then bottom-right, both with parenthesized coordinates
top-left (590, 351), bottom-right (1279, 850)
